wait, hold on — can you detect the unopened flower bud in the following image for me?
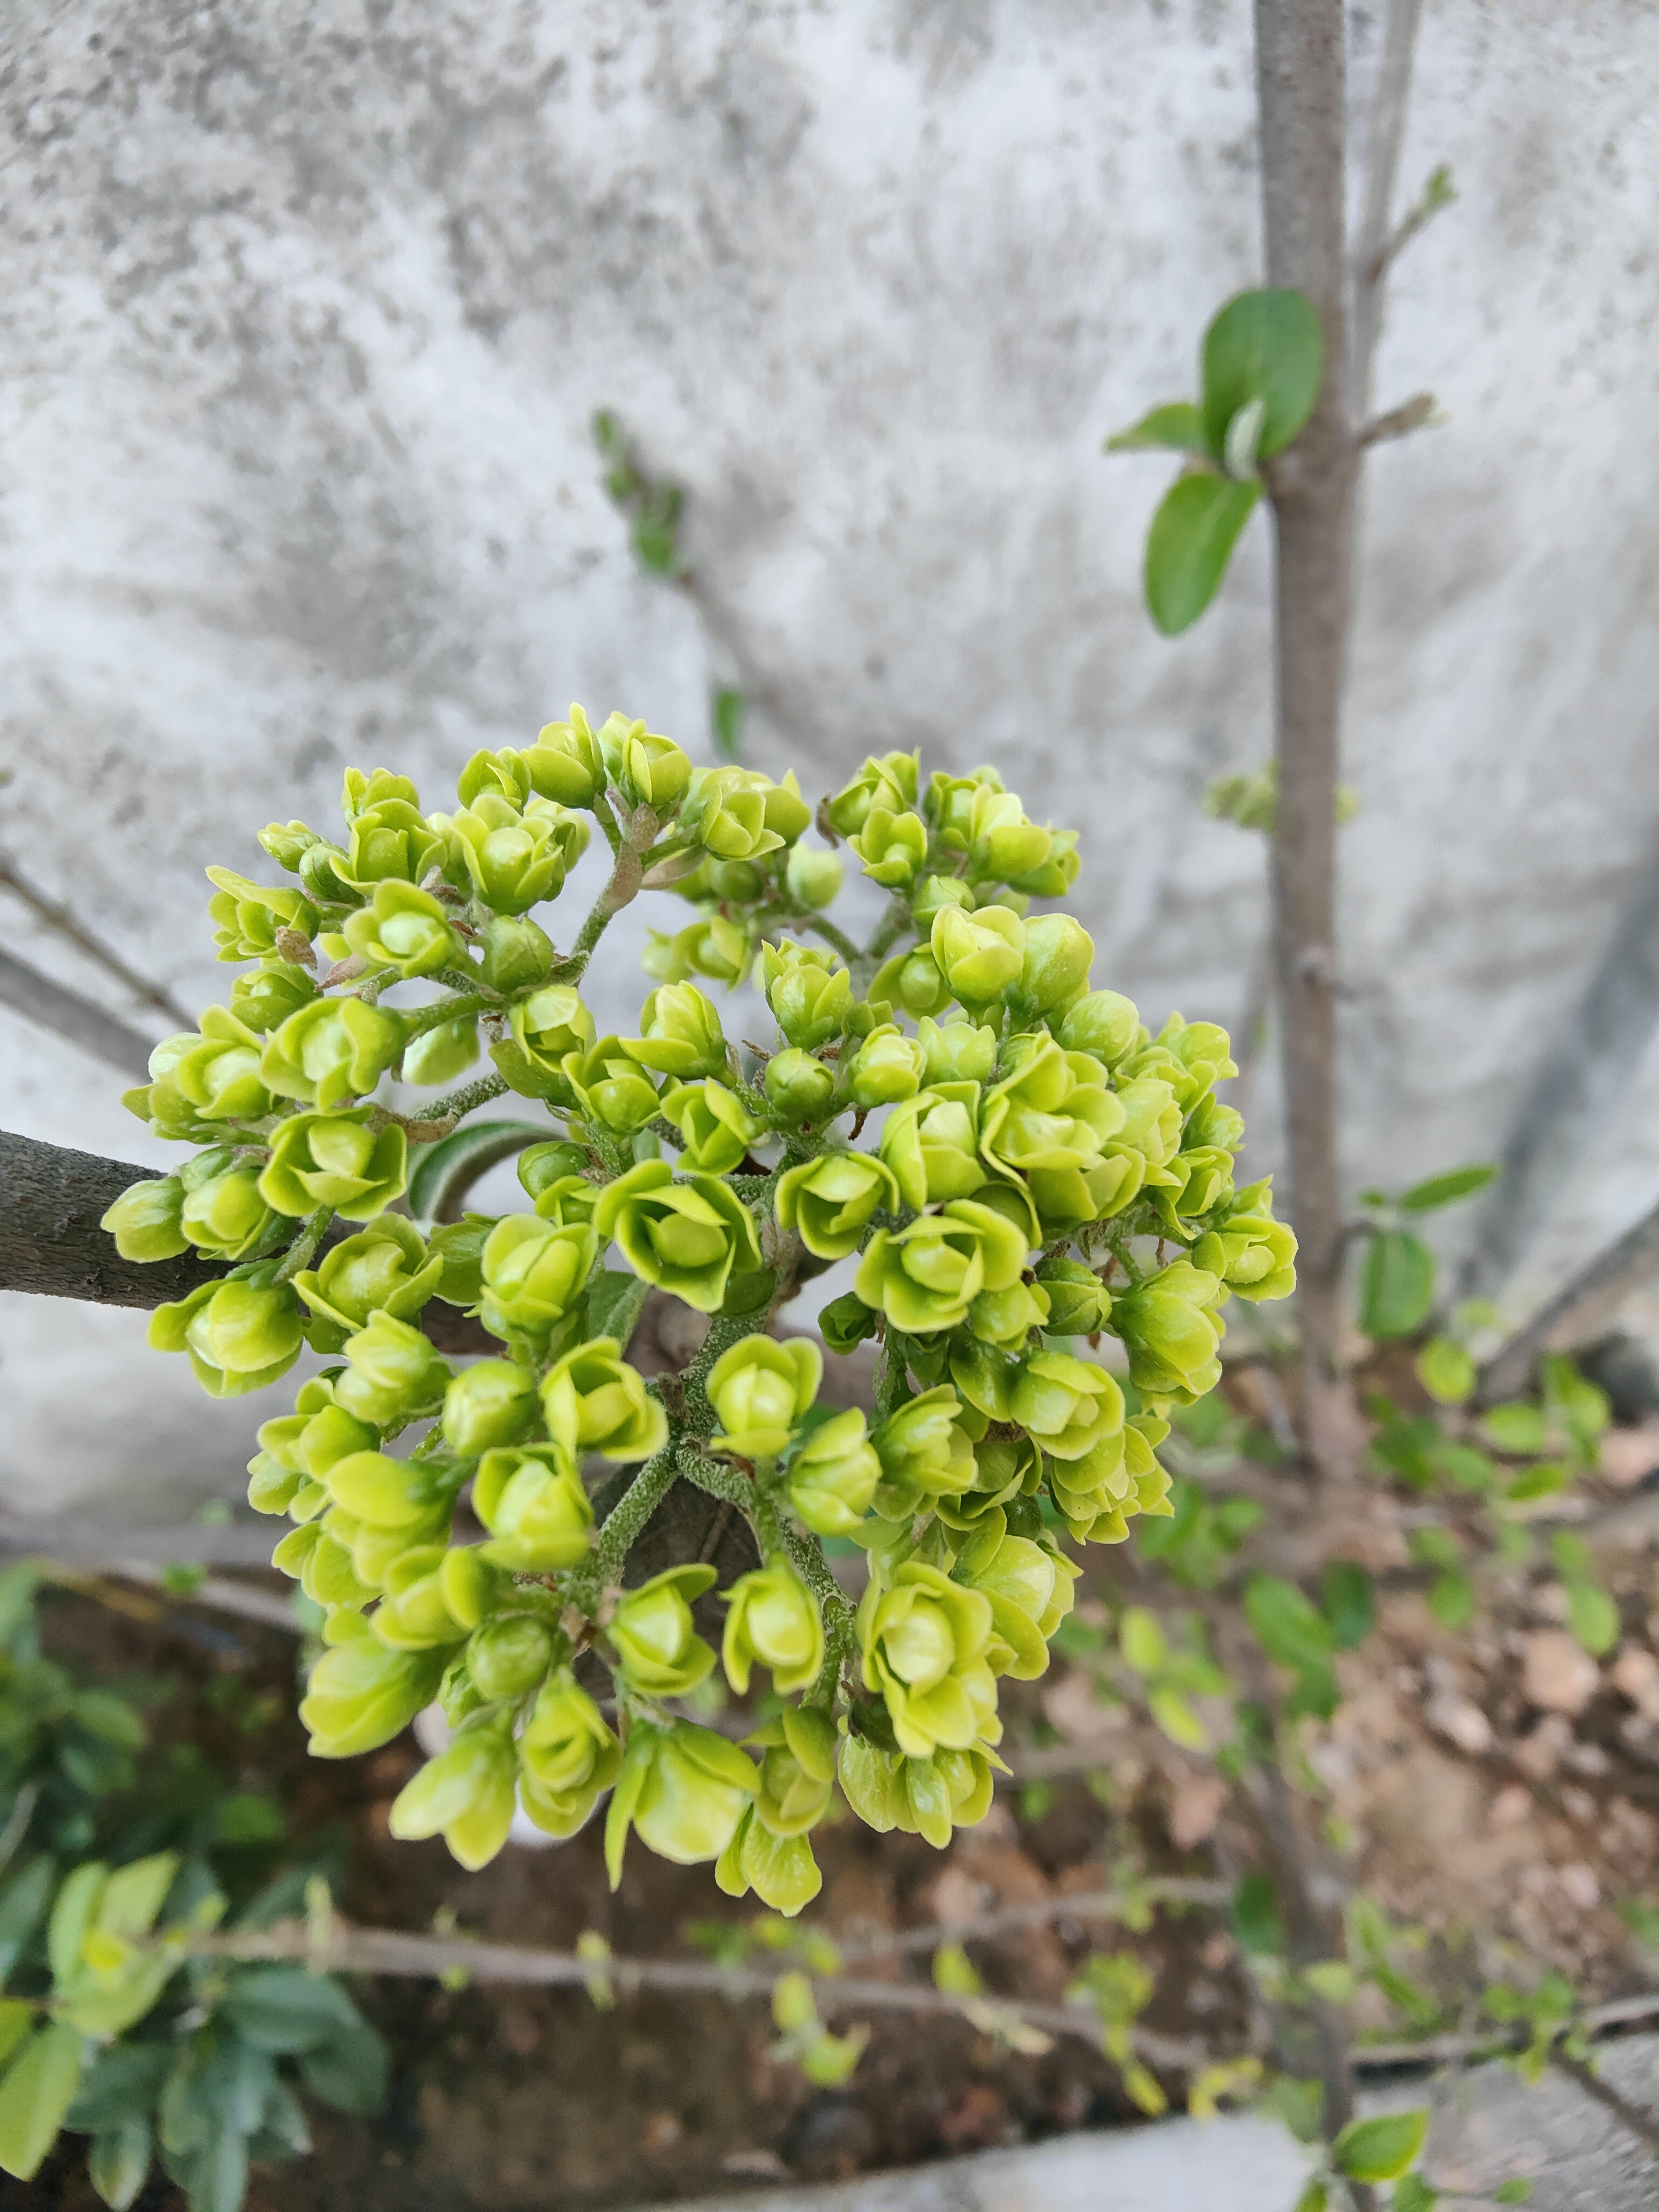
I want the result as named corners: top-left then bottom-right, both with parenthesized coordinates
top-left (845, 1023), bottom-right (926, 1108)
top-left (621, 983), bottom-right (730, 1080)
top-left (1009, 913), bottom-right (1094, 1018)
top-left (850, 808), bottom-right (928, 888)
top-left (101, 1177), bottom-right (188, 1263)
top-left (610, 1565), bottom-right (718, 1698)
top-left (776, 1151), bottom-right (899, 1260)
top-left (931, 905), bottom-right (1025, 1006)
top-left (467, 1614), bottom-right (556, 1702)
top-left (763, 942), bottom-right (854, 1050)
top-left (824, 752), bottom-right (919, 838)
top-left (473, 1444), bottom-right (593, 1571)
top-left (402, 1013), bottom-right (479, 1089)
top-left (1056, 989), bottom-right (1141, 1068)
top-left (389, 1720), bottom-right (517, 1870)
top-left (786, 842), bottom-right (842, 909)
top-left (764, 1048), bottom-right (836, 1123)
top-left (179, 1166), bottom-right (278, 1260)
top-left (787, 1408), bottom-right (881, 1536)
top-left (1034, 1257), bottom-right (1111, 1336)
top-left (479, 913), bottom-right (555, 993)
top-left (659, 1078), bottom-right (759, 1174)
top-left (260, 1110), bottom-right (408, 1220)
top-left (561, 1037), bottom-right (662, 1133)
top-left (478, 1215), bottom-right (598, 1342)
top-left (343, 882), bottom-right (461, 980)
top-left (721, 1555), bottom-right (822, 1694)
top-left (441, 1358), bottom-right (541, 1456)
top-left (300, 1638), bottom-right (446, 1759)
top-left (603, 718), bottom-right (692, 811)
top-left (541, 1337), bottom-right (669, 1462)
top-left (706, 1334), bottom-right (821, 1460)
top-left (521, 706), bottom-right (606, 809)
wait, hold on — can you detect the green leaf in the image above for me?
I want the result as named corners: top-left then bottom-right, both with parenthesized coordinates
top-left (1332, 2107), bottom-right (1429, 2183)
top-left (1398, 1164), bottom-right (1499, 1213)
top-left (1566, 1580), bottom-right (1620, 1657)
top-left (1292, 2184), bottom-right (1328, 2212)
top-left (1232, 1871), bottom-right (1285, 1957)
top-left (67, 2042), bottom-right (173, 2132)
top-left (220, 1965), bottom-right (363, 2055)
top-left (298, 2020), bottom-right (389, 2117)
top-left (0, 2001), bottom-right (28, 2074)
top-left (1323, 1562), bottom-right (1374, 1651)
top-left (1105, 401), bottom-right (1205, 454)
top-left (1482, 1402), bottom-right (1547, 1456)
top-left (1393, 2175), bottom-right (1439, 2212)
top-left (73, 1690), bottom-right (147, 1751)
top-left (88, 2117), bottom-right (152, 2211)
top-left (1119, 1606), bottom-right (1168, 1674)
top-left (407, 1120), bottom-right (552, 1223)
top-left (173, 2122), bottom-right (249, 2212)
top-left (1245, 1574), bottom-right (1336, 1674)
top-left (1199, 289), bottom-right (1324, 460)
top-left (1416, 1336), bottom-right (1475, 1406)
top-left (1427, 1573), bottom-right (1474, 1631)
top-left (586, 1269), bottom-right (652, 1353)
top-left (0, 1858), bottom-right (57, 1984)
top-left (1359, 1229), bottom-right (1435, 1340)
top-left (1617, 1899), bottom-right (1659, 1952)
top-left (1143, 474), bottom-right (1260, 636)
top-left (0, 2019), bottom-right (83, 2179)
top-left (711, 689), bottom-right (745, 763)
top-left (1494, 2184), bottom-right (1533, 2205)
top-left (1506, 1460), bottom-right (1570, 1503)
top-left (1148, 1685), bottom-right (1209, 1751)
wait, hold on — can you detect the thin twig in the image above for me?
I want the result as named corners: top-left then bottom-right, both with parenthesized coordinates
top-left (0, 855), bottom-right (193, 1028)
top-left (1359, 392), bottom-right (1437, 446)
top-left (0, 945), bottom-right (161, 1079)
top-left (1349, 0), bottom-right (1425, 415)
top-left (1350, 1991), bottom-right (1659, 2068)
top-left (835, 1880), bottom-right (1229, 1965)
top-left (1547, 2045), bottom-right (1659, 2157)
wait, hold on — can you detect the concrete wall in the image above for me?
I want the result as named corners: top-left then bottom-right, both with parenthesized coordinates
top-left (3, 0), bottom-right (1658, 1510)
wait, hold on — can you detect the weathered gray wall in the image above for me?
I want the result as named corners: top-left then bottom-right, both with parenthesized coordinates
top-left (3, 0), bottom-right (1659, 1510)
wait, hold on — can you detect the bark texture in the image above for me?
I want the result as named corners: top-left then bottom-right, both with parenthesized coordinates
top-left (1255, 0), bottom-right (1363, 1476)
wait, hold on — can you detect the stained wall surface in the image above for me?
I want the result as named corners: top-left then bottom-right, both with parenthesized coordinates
top-left (3, 0), bottom-right (1657, 1510)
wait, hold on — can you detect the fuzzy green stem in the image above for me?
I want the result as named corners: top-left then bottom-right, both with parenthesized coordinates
top-left (591, 1442), bottom-right (679, 1585)
top-left (431, 969), bottom-right (499, 1004)
top-left (675, 1442), bottom-right (756, 1510)
top-left (403, 1073), bottom-right (510, 1133)
top-left (805, 915), bottom-right (861, 968)
top-left (401, 991), bottom-right (495, 1042)
top-left (873, 1340), bottom-right (910, 1422)
top-left (272, 1206), bottom-right (334, 1285)
top-left (859, 898), bottom-right (912, 981)
top-left (599, 1272), bottom-right (655, 1357)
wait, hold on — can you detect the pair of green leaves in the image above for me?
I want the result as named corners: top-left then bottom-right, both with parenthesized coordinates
top-left (1244, 1565), bottom-right (1373, 1721)
top-left (1107, 290), bottom-right (1324, 633)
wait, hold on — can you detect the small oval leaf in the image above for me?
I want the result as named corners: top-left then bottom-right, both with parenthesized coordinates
top-left (1201, 288), bottom-right (1324, 459)
top-left (1359, 1229), bottom-right (1435, 1340)
top-left (1398, 1163), bottom-right (1499, 1213)
top-left (1144, 474), bottom-right (1261, 636)
top-left (1333, 2107), bottom-right (1429, 2184)
top-left (1106, 401), bottom-right (1205, 454)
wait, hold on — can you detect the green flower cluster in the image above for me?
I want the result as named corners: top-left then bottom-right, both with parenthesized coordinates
top-left (106, 727), bottom-right (1291, 1912)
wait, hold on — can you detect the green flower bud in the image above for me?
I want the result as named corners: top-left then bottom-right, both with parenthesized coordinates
top-left (1137, 1013), bottom-right (1238, 1108)
top-left (706, 1334), bottom-right (821, 1460)
top-left (968, 1276), bottom-right (1050, 1349)
top-left (838, 1735), bottom-right (996, 1850)
top-left (787, 1408), bottom-right (882, 1536)
top-left (1056, 990), bottom-right (1142, 1068)
top-left (930, 903), bottom-right (1025, 1007)
top-left (853, 1198), bottom-right (1029, 1337)
top-left (300, 1638), bottom-right (446, 1758)
top-left (1185, 1090), bottom-right (1245, 1153)
top-left (517, 1141), bottom-right (589, 1199)
top-left (869, 945), bottom-right (953, 1020)
top-left (825, 752), bottom-right (919, 838)
top-left (858, 1561), bottom-right (999, 1760)
top-left (427, 1214), bottom-right (494, 1306)
top-left (1009, 913), bottom-right (1094, 1019)
top-left (338, 799), bottom-right (444, 891)
top-left (978, 1034), bottom-right (1129, 1235)
top-left (846, 1024), bottom-right (926, 1108)
top-left (259, 1377), bottom-right (380, 1483)
top-left (457, 748), bottom-right (533, 808)
top-left (372, 1543), bottom-right (469, 1649)
top-left (401, 1012), bottom-right (480, 1089)
top-left (260, 1109), bottom-right (408, 1220)
top-left (542, 1337), bottom-right (670, 1463)
top-left (923, 765), bottom-right (1004, 846)
top-left (1046, 1417), bottom-right (1171, 1544)
top-left (260, 995), bottom-right (405, 1112)
top-left (643, 916), bottom-right (752, 987)
top-left (620, 983), bottom-right (730, 1080)
top-left (602, 717), bottom-right (692, 811)
top-left (952, 1514), bottom-right (1079, 1680)
top-left (342, 767), bottom-right (420, 818)
top-left (530, 1174), bottom-right (600, 1230)
top-left (763, 941), bottom-right (855, 1050)
top-left (474, 1444), bottom-right (594, 1570)
top-left (478, 1215), bottom-right (598, 1342)
top-left (916, 1022), bottom-right (997, 1098)
top-left (561, 1036), bottom-right (663, 1134)
top-left (698, 856), bottom-right (765, 901)
top-left (934, 1431), bottom-right (1043, 1533)
top-left (343, 881), bottom-right (460, 979)
top-left (910, 875), bottom-right (975, 930)
top-left (149, 1278), bottom-right (304, 1397)
top-left (717, 1804), bottom-right (824, 1917)
top-left (721, 1555), bottom-right (823, 1694)
top-left (333, 1314), bottom-right (452, 1426)
top-left (679, 766), bottom-right (786, 862)
top-left (594, 1161), bottom-right (763, 1312)
top-left (775, 1151), bottom-right (899, 1260)
top-left (168, 1006), bottom-right (275, 1122)
top-left (467, 1614), bottom-right (556, 1702)
top-left (1190, 1191), bottom-right (1297, 1302)
top-left (849, 807), bottom-right (928, 888)
top-left (261, 819), bottom-right (325, 872)
top-left (446, 792), bottom-right (588, 913)
top-left (869, 1384), bottom-right (977, 1502)
top-left (441, 1359), bottom-right (541, 1456)
top-left (880, 1083), bottom-right (987, 1209)
top-left (1009, 1349), bottom-right (1122, 1459)
top-left (1004, 827), bottom-right (1081, 898)
top-left (230, 963), bottom-right (319, 1034)
top-left (246, 1450), bottom-right (305, 1516)
top-left (520, 1669), bottom-right (622, 1837)
top-left (962, 784), bottom-right (1052, 883)
top-left (1034, 1257), bottom-right (1111, 1336)
top-left (785, 841), bottom-right (842, 909)
top-left (389, 1720), bottom-right (517, 1870)
top-left (478, 913), bottom-right (555, 993)
top-left (758, 770), bottom-right (812, 845)
top-left (1112, 1077), bottom-right (1183, 1177)
top-left (609, 1565), bottom-right (718, 1698)
top-left (1111, 1259), bottom-right (1226, 1404)
top-left (764, 1048), bottom-right (837, 1123)
top-left (178, 1166), bottom-right (278, 1260)
top-left (493, 984), bottom-right (595, 1100)
top-left (522, 706), bottom-right (606, 809)
top-left (604, 1718), bottom-right (758, 1886)
top-left (819, 1292), bottom-right (880, 1355)
top-left (205, 868), bottom-right (320, 963)
top-left (101, 1177), bottom-right (189, 1262)
top-left (1151, 1143), bottom-right (1235, 1231)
